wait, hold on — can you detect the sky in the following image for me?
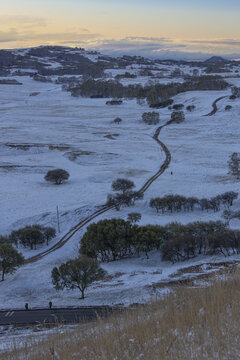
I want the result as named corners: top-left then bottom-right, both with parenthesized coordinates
top-left (1, 0), bottom-right (240, 59)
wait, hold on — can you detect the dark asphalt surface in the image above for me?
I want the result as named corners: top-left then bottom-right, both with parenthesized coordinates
top-left (0, 307), bottom-right (119, 326)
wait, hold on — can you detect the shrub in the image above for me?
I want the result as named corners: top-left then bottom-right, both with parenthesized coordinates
top-left (170, 111), bottom-right (185, 123)
top-left (113, 117), bottom-right (122, 124)
top-left (173, 104), bottom-right (184, 110)
top-left (142, 112), bottom-right (160, 125)
top-left (106, 100), bottom-right (123, 105)
top-left (186, 105), bottom-right (195, 112)
top-left (44, 169), bottom-right (70, 185)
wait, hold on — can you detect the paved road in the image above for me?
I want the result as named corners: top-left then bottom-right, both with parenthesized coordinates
top-left (0, 307), bottom-right (119, 326)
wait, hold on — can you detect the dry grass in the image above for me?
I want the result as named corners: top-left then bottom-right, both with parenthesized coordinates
top-left (3, 269), bottom-right (240, 360)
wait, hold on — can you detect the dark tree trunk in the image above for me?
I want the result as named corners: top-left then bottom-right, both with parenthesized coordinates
top-left (80, 288), bottom-right (85, 299)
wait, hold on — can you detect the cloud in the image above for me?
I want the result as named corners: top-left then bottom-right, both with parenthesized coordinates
top-left (26, 32), bottom-right (100, 42)
top-left (0, 30), bottom-right (19, 43)
top-left (1, 32), bottom-right (240, 60)
top-left (186, 39), bottom-right (240, 46)
top-left (82, 37), bottom-right (240, 60)
top-left (86, 37), bottom-right (186, 55)
top-left (0, 15), bottom-right (48, 27)
top-left (0, 29), bottom-right (100, 45)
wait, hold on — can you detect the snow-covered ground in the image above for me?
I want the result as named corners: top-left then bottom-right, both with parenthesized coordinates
top-left (0, 60), bottom-right (240, 309)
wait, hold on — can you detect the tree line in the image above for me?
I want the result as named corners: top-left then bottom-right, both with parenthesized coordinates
top-left (68, 76), bottom-right (228, 106)
top-left (2, 225), bottom-right (56, 250)
top-left (79, 218), bottom-right (240, 263)
top-left (150, 192), bottom-right (238, 214)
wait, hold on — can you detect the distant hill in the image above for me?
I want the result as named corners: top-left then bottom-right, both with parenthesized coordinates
top-left (204, 56), bottom-right (228, 64)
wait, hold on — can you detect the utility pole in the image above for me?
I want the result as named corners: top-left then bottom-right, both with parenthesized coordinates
top-left (56, 206), bottom-right (60, 233)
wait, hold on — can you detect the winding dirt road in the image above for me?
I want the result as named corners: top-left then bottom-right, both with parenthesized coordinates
top-left (204, 96), bottom-right (227, 116)
top-left (25, 122), bottom-right (171, 264)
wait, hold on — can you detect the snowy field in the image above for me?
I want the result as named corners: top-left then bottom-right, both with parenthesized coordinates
top-left (0, 64), bottom-right (240, 309)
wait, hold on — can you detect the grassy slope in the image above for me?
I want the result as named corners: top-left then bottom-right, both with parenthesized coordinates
top-left (3, 268), bottom-right (240, 360)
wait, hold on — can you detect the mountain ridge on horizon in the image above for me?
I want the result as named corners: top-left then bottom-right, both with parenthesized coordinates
top-left (0, 45), bottom-right (237, 64)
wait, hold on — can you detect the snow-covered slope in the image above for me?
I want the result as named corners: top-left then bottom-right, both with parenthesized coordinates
top-left (0, 48), bottom-right (240, 309)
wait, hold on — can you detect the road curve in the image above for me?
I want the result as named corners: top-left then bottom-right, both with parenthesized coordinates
top-left (204, 96), bottom-right (227, 116)
top-left (25, 122), bottom-right (171, 264)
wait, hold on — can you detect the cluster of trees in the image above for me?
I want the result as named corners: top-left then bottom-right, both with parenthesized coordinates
top-left (205, 65), bottom-right (229, 74)
top-left (150, 192), bottom-right (238, 214)
top-left (0, 224), bottom-right (56, 280)
top-left (68, 76), bottom-right (228, 106)
top-left (142, 112), bottom-right (160, 125)
top-left (80, 218), bottom-right (237, 263)
top-left (115, 72), bottom-right (137, 80)
top-left (161, 224), bottom-right (240, 263)
top-left (106, 178), bottom-right (143, 210)
top-left (8, 225), bottom-right (56, 250)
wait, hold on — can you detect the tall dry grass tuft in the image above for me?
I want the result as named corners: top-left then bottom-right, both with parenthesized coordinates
top-left (2, 269), bottom-right (240, 359)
